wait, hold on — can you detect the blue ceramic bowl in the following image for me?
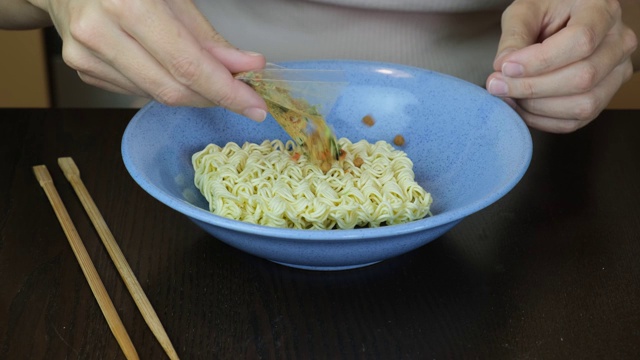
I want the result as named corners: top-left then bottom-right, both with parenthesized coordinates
top-left (122, 60), bottom-right (532, 271)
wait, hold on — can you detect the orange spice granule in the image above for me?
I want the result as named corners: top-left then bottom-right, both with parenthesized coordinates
top-left (362, 114), bottom-right (375, 127)
top-left (353, 156), bottom-right (364, 168)
top-left (393, 134), bottom-right (405, 146)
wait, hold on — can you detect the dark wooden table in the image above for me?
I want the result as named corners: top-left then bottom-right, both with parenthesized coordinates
top-left (1, 109), bottom-right (639, 359)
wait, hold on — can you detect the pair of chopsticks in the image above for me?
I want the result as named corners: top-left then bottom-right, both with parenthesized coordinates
top-left (33, 158), bottom-right (179, 360)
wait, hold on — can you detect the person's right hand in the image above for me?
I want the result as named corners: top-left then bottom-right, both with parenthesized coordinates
top-left (32, 0), bottom-right (268, 121)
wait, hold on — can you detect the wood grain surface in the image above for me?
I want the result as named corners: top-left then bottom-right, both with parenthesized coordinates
top-left (1, 109), bottom-right (639, 359)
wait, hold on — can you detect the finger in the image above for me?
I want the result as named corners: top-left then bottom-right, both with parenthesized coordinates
top-left (62, 41), bottom-right (146, 96)
top-left (165, 0), bottom-right (266, 73)
top-left (493, 0), bottom-right (545, 71)
top-left (113, 0), bottom-right (267, 116)
top-left (518, 110), bottom-right (587, 134)
top-left (500, 0), bottom-right (619, 77)
top-left (516, 60), bottom-right (633, 120)
top-left (78, 72), bottom-right (141, 96)
top-left (67, 6), bottom-right (223, 108)
top-left (514, 60), bottom-right (633, 134)
top-left (487, 28), bottom-right (633, 99)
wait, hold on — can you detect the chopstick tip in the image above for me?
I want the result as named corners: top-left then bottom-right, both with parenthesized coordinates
top-left (58, 157), bottom-right (80, 179)
top-left (32, 165), bottom-right (53, 187)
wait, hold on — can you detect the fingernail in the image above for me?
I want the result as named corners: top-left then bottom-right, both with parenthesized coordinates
top-left (502, 62), bottom-right (524, 77)
top-left (240, 50), bottom-right (264, 57)
top-left (243, 107), bottom-right (267, 122)
top-left (488, 78), bottom-right (509, 96)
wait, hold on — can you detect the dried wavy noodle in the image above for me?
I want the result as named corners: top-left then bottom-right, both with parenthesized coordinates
top-left (193, 138), bottom-right (433, 229)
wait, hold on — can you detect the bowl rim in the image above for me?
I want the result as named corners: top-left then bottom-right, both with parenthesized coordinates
top-left (122, 60), bottom-right (532, 241)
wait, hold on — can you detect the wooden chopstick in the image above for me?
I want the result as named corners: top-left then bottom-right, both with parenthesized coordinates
top-left (57, 157), bottom-right (180, 360)
top-left (33, 165), bottom-right (140, 360)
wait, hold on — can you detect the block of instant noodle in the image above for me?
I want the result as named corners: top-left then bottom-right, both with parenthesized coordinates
top-left (193, 138), bottom-right (432, 229)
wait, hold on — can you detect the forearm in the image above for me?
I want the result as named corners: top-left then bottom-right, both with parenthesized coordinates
top-left (620, 0), bottom-right (640, 71)
top-left (0, 0), bottom-right (51, 30)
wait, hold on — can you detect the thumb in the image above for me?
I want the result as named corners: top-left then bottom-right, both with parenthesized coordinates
top-left (208, 46), bottom-right (266, 74)
top-left (494, 1), bottom-right (543, 72)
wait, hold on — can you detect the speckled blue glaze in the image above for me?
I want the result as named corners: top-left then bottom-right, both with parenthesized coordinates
top-left (122, 60), bottom-right (532, 271)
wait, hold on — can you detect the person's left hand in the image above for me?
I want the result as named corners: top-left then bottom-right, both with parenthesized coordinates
top-left (487, 0), bottom-right (638, 133)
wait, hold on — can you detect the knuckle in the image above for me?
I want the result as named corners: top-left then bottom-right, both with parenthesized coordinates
top-left (205, 77), bottom-right (242, 109)
top-left (520, 79), bottom-right (537, 98)
top-left (573, 95), bottom-right (601, 122)
top-left (574, 62), bottom-right (599, 92)
top-left (170, 57), bottom-right (201, 86)
top-left (154, 86), bottom-right (188, 107)
top-left (607, 0), bottom-right (622, 18)
top-left (574, 25), bottom-right (599, 56)
top-left (623, 27), bottom-right (638, 54)
top-left (101, 0), bottom-right (129, 17)
top-left (61, 43), bottom-right (88, 72)
top-left (502, 25), bottom-right (531, 47)
top-left (211, 86), bottom-right (239, 109)
top-left (537, 50), bottom-right (554, 72)
top-left (622, 62), bottom-right (634, 82)
top-left (101, 0), bottom-right (142, 28)
top-left (67, 16), bottom-right (97, 46)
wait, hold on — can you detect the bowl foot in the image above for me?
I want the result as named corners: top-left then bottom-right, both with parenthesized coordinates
top-left (271, 260), bottom-right (381, 271)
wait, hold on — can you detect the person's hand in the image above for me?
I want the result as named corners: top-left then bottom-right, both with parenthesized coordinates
top-left (30, 0), bottom-right (268, 121)
top-left (487, 0), bottom-right (638, 133)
